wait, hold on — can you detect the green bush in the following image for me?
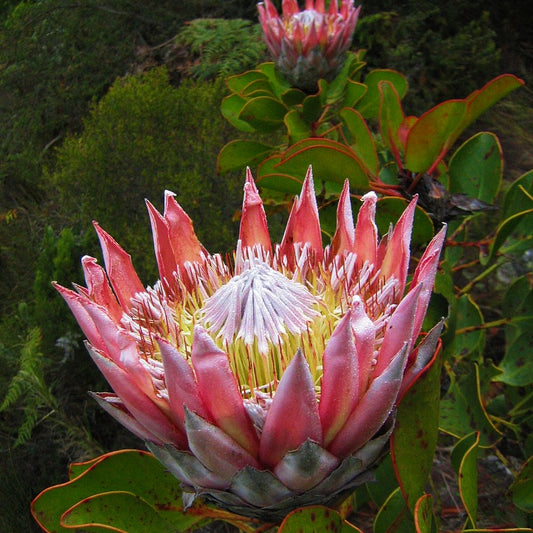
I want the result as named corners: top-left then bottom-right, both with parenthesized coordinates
top-left (50, 68), bottom-right (245, 281)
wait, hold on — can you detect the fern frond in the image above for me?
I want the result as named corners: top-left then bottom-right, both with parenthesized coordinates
top-left (0, 327), bottom-right (43, 412)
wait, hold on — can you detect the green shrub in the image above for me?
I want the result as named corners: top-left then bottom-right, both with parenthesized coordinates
top-left (50, 68), bottom-right (245, 282)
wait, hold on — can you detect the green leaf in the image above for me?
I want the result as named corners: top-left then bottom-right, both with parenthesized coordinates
top-left (302, 92), bottom-right (324, 123)
top-left (342, 80), bottom-right (367, 108)
top-left (486, 208), bottom-right (533, 264)
top-left (278, 506), bottom-right (363, 532)
top-left (61, 491), bottom-right (177, 532)
top-left (340, 107), bottom-right (379, 176)
top-left (257, 139), bottom-right (369, 194)
top-left (510, 456), bottom-right (533, 512)
top-left (378, 80), bottom-right (405, 156)
top-left (448, 132), bottom-right (502, 203)
top-left (462, 74), bottom-right (525, 135)
top-left (404, 101), bottom-right (467, 173)
top-left (220, 93), bottom-right (256, 132)
top-left (241, 78), bottom-right (274, 97)
top-left (453, 294), bottom-right (485, 361)
top-left (414, 495), bottom-right (437, 533)
top-left (391, 340), bottom-right (442, 510)
top-left (281, 88), bottom-right (307, 106)
top-left (356, 69), bottom-right (408, 119)
top-left (226, 70), bottom-right (268, 94)
top-left (285, 109), bottom-right (313, 144)
top-left (238, 96), bottom-right (287, 132)
top-left (374, 487), bottom-right (414, 533)
top-left (492, 332), bottom-right (533, 386)
top-left (257, 61), bottom-right (291, 98)
top-left (440, 365), bottom-right (502, 447)
top-left (502, 169), bottom-right (533, 220)
top-left (451, 432), bottom-right (480, 529)
top-left (31, 450), bottom-right (205, 533)
top-left (373, 198), bottom-right (435, 247)
top-left (217, 140), bottom-right (275, 173)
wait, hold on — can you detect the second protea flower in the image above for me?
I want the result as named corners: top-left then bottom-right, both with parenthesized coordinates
top-left (56, 167), bottom-right (445, 523)
top-left (258, 0), bottom-right (361, 92)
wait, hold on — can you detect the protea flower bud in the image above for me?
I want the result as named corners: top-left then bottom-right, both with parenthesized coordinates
top-left (258, 0), bottom-right (361, 92)
top-left (55, 167), bottom-right (445, 523)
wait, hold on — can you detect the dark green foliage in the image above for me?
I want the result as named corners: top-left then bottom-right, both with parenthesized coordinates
top-left (50, 68), bottom-right (245, 281)
top-left (175, 18), bottom-right (267, 80)
top-left (356, 8), bottom-right (500, 112)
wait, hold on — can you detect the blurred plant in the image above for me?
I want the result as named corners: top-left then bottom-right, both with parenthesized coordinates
top-left (0, 325), bottom-right (102, 457)
top-left (50, 68), bottom-right (246, 282)
top-left (174, 18), bottom-right (267, 80)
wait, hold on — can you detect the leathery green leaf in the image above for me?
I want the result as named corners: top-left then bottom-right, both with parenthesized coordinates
top-left (60, 491), bottom-right (176, 532)
top-left (510, 456), bottom-right (533, 512)
top-left (439, 364), bottom-right (502, 447)
top-left (451, 432), bottom-right (480, 529)
top-left (217, 140), bottom-right (275, 173)
top-left (405, 100), bottom-right (467, 173)
top-left (453, 294), bottom-right (485, 361)
top-left (414, 495), bottom-right (437, 533)
top-left (463, 74), bottom-right (525, 131)
top-left (238, 96), bottom-right (287, 132)
top-left (257, 139), bottom-right (369, 194)
top-left (492, 332), bottom-right (533, 386)
top-left (220, 93), bottom-right (256, 132)
top-left (373, 197), bottom-right (434, 247)
top-left (340, 107), bottom-right (378, 176)
top-left (31, 450), bottom-right (206, 533)
top-left (285, 109), bottom-right (313, 144)
top-left (502, 170), bottom-right (533, 220)
top-left (448, 132), bottom-right (502, 203)
top-left (356, 69), bottom-right (408, 119)
top-left (278, 506), bottom-right (363, 532)
top-left (374, 487), bottom-right (414, 533)
top-left (378, 80), bottom-right (405, 156)
top-left (391, 342), bottom-right (442, 510)
top-left (226, 70), bottom-right (268, 94)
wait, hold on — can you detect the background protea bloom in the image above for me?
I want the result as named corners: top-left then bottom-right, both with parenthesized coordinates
top-left (56, 167), bottom-right (445, 522)
top-left (257, 0), bottom-right (361, 92)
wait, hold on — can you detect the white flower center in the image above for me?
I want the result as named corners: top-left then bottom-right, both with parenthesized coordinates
top-left (201, 262), bottom-right (318, 354)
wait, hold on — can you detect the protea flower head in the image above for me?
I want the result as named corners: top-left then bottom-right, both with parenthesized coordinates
top-left (257, 0), bottom-right (361, 92)
top-left (55, 167), bottom-right (445, 523)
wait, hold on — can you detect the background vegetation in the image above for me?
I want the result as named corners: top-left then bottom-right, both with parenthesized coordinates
top-left (0, 0), bottom-right (531, 531)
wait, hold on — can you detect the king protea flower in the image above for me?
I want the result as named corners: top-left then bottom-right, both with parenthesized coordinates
top-left (55, 167), bottom-right (445, 522)
top-left (258, 0), bottom-right (361, 92)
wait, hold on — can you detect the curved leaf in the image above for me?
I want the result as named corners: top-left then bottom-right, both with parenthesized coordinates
top-left (356, 69), bottom-right (408, 119)
top-left (440, 364), bottom-right (502, 447)
top-left (221, 94), bottom-right (256, 132)
top-left (451, 432), bottom-right (480, 529)
top-left (61, 491), bottom-right (176, 532)
top-left (217, 140), bottom-right (275, 173)
top-left (391, 341), bottom-right (442, 510)
top-left (226, 70), bottom-right (269, 94)
top-left (278, 506), bottom-right (363, 532)
top-left (340, 107), bottom-right (379, 176)
top-left (373, 487), bottom-right (413, 533)
top-left (285, 109), bottom-right (313, 144)
top-left (31, 450), bottom-right (205, 533)
top-left (448, 132), bottom-right (502, 203)
top-left (492, 332), bottom-right (533, 386)
top-left (257, 139), bottom-right (369, 194)
top-left (238, 96), bottom-right (287, 132)
top-left (414, 494), bottom-right (437, 533)
top-left (510, 456), bottom-right (533, 513)
top-left (405, 100), bottom-right (467, 173)
top-left (378, 80), bottom-right (405, 156)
